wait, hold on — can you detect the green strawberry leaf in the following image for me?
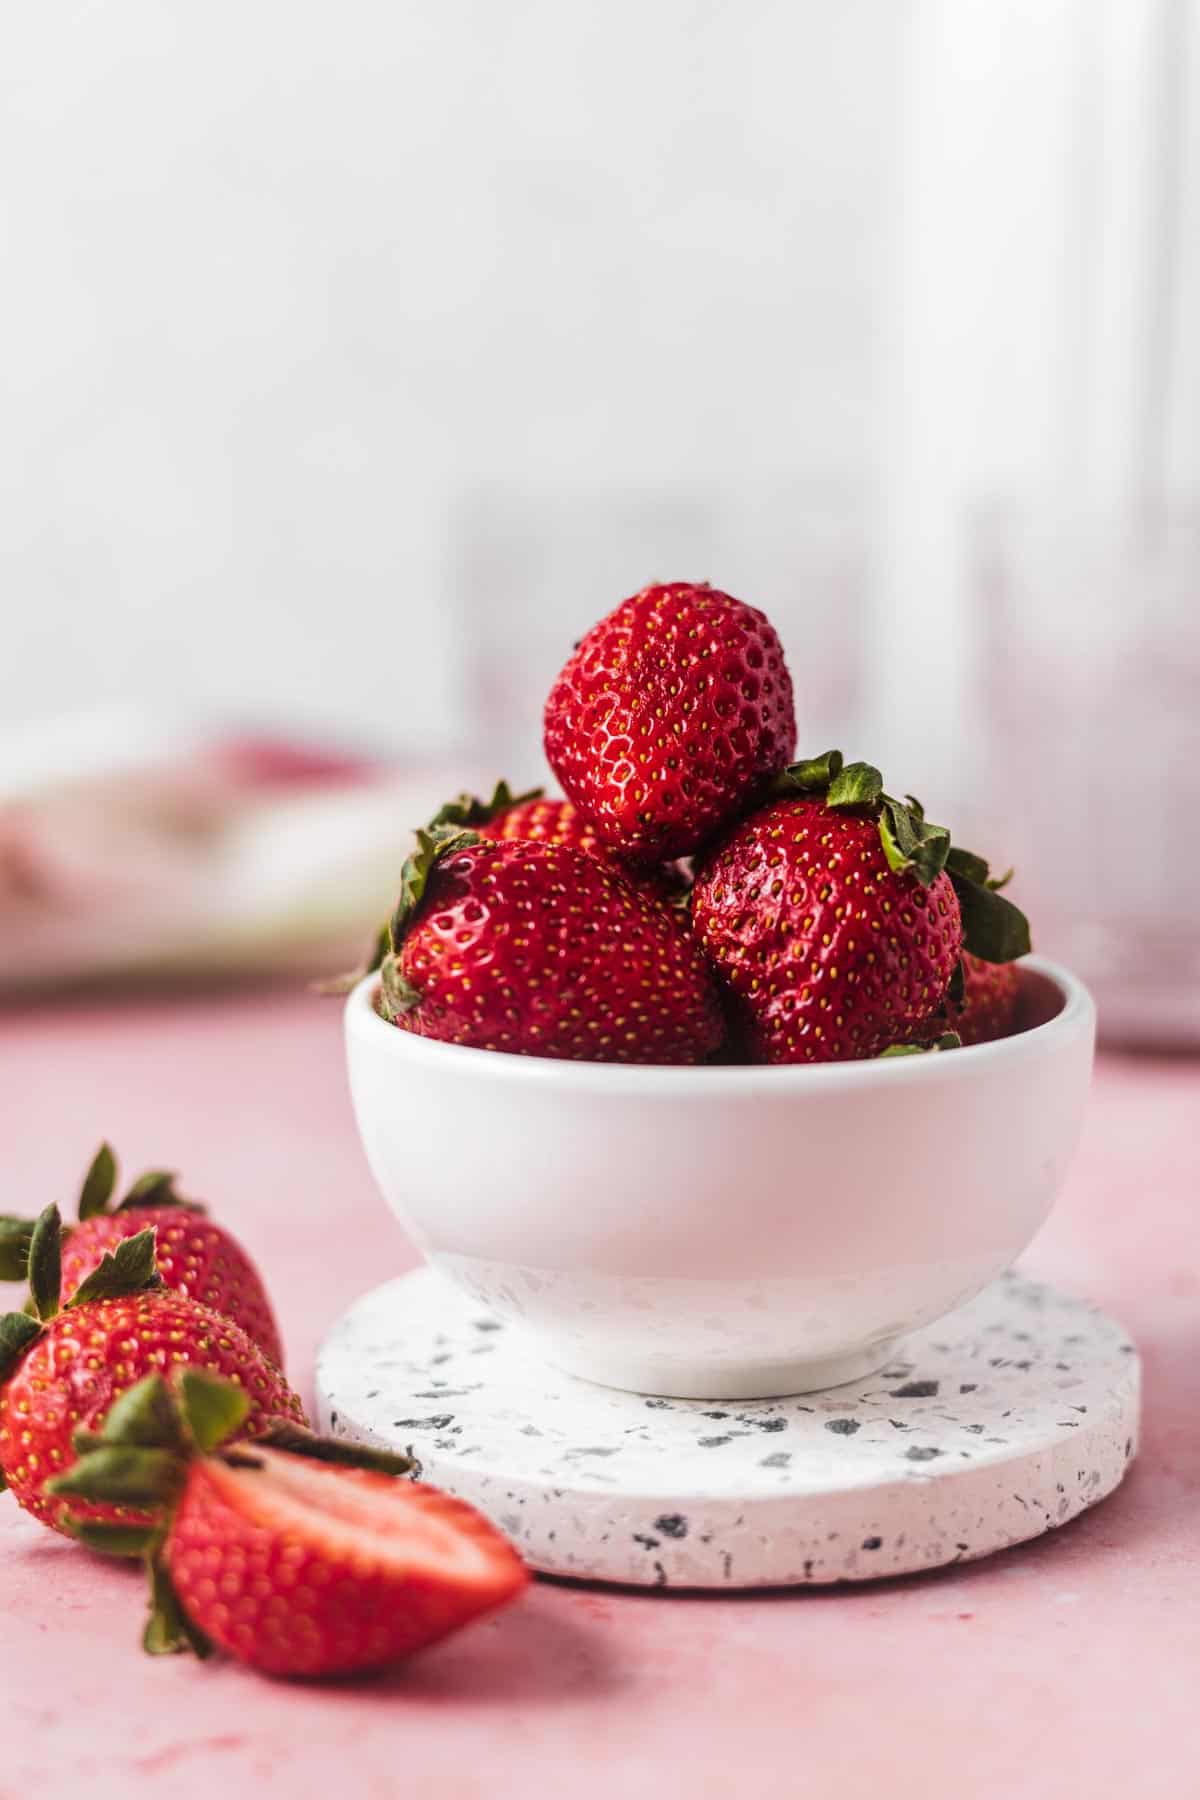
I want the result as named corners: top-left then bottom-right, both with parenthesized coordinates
top-left (428, 780), bottom-right (543, 832)
top-left (64, 1518), bottom-right (162, 1558)
top-left (256, 1420), bottom-right (420, 1477)
top-left (27, 1204), bottom-right (62, 1322)
top-left (948, 958), bottom-right (966, 1005)
top-left (878, 797), bottom-right (951, 887)
top-left (945, 845), bottom-right (990, 886)
top-left (951, 874), bottom-right (1032, 963)
top-left (0, 1313), bottom-right (41, 1383)
top-left (389, 827), bottom-right (481, 949)
top-left (878, 1031), bottom-right (962, 1058)
top-left (99, 1375), bottom-right (186, 1452)
top-left (826, 761), bottom-right (884, 810)
top-left (177, 1369), bottom-right (251, 1453)
top-left (772, 750), bottom-right (844, 795)
top-left (48, 1446), bottom-right (182, 1509)
top-left (117, 1169), bottom-right (198, 1214)
top-left (78, 1142), bottom-right (118, 1220)
top-left (66, 1228), bottom-right (162, 1309)
top-left (143, 1561), bottom-right (213, 1659)
top-left (379, 954), bottom-right (424, 1023)
top-left (0, 1217), bottom-right (33, 1283)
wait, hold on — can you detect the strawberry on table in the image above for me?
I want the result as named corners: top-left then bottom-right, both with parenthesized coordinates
top-left (369, 828), bottom-right (724, 1063)
top-left (0, 1144), bottom-right (283, 1368)
top-left (0, 1205), bottom-right (305, 1534)
top-left (544, 581), bottom-right (797, 863)
top-left (52, 1370), bottom-right (528, 1677)
top-left (691, 751), bottom-right (1030, 1064)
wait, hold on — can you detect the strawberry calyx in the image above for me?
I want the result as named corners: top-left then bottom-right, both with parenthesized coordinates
top-left (427, 779), bottom-right (543, 833)
top-left (877, 1031), bottom-right (963, 1058)
top-left (48, 1370), bottom-right (420, 1659)
top-left (772, 750), bottom-right (1031, 965)
top-left (0, 1145), bottom-right (202, 1286)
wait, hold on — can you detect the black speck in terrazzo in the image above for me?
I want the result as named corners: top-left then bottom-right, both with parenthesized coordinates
top-left (702, 1410), bottom-right (729, 1420)
top-left (803, 1559), bottom-right (814, 1579)
top-left (960, 1383), bottom-right (978, 1394)
top-left (1056, 1420), bottom-right (1080, 1429)
top-left (412, 1387), bottom-right (480, 1399)
top-left (654, 1514), bottom-right (689, 1539)
top-left (633, 1534), bottom-right (660, 1551)
top-left (566, 1445), bottom-right (621, 1458)
top-left (473, 1319), bottom-right (502, 1332)
top-left (862, 1537), bottom-right (882, 1551)
top-left (890, 1380), bottom-right (939, 1399)
top-left (905, 1446), bottom-right (942, 1462)
top-left (698, 1435), bottom-right (734, 1448)
top-left (520, 1424), bottom-right (543, 1437)
top-left (1125, 1438), bottom-right (1134, 1459)
top-left (653, 1562), bottom-right (669, 1588)
top-left (956, 1542), bottom-right (970, 1553)
top-left (825, 1418), bottom-right (861, 1437)
top-left (722, 1553), bottom-right (733, 1579)
top-left (1070, 1405), bottom-right (1088, 1414)
top-left (888, 1419), bottom-right (911, 1432)
top-left (365, 1390), bottom-right (380, 1400)
top-left (329, 1411), bottom-right (339, 1428)
top-left (392, 1414), bottom-right (455, 1431)
top-left (760, 1452), bottom-right (791, 1469)
top-left (754, 1418), bottom-right (787, 1434)
top-left (430, 1352), bottom-right (452, 1366)
top-left (964, 1423), bottom-right (984, 1434)
top-left (644, 1398), bottom-right (671, 1410)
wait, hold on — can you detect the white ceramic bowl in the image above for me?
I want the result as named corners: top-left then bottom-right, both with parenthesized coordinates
top-left (345, 957), bottom-right (1095, 1399)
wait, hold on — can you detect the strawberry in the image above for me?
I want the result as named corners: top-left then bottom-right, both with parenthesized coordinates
top-left (543, 581), bottom-right (797, 862)
top-left (945, 952), bottom-right (1022, 1046)
top-left (430, 779), bottom-right (688, 905)
top-left (368, 828), bottom-right (724, 1063)
top-left (691, 751), bottom-right (1030, 1064)
top-left (0, 1206), bottom-right (305, 1534)
top-left (52, 1370), bottom-right (527, 1677)
top-left (0, 1144), bottom-right (283, 1367)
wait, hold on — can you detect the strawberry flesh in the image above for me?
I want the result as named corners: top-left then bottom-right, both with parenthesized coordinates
top-left (166, 1447), bottom-right (527, 1676)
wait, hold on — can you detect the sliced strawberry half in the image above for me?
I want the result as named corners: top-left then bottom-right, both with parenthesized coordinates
top-left (168, 1449), bottom-right (527, 1676)
top-left (50, 1369), bottom-right (527, 1679)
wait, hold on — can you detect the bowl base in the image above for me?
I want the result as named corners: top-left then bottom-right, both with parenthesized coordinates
top-left (538, 1338), bottom-right (899, 1400)
top-left (315, 1265), bottom-right (1140, 1590)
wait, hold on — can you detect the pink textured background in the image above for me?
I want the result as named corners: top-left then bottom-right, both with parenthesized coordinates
top-left (1, 990), bottom-right (1196, 1800)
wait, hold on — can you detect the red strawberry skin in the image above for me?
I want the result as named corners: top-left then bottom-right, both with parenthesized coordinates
top-left (0, 1292), bottom-right (305, 1533)
top-left (476, 794), bottom-right (685, 904)
top-left (692, 795), bottom-right (963, 1063)
top-left (947, 953), bottom-right (1021, 1046)
top-left (544, 582), bottom-right (797, 862)
top-left (60, 1210), bottom-right (283, 1369)
top-left (166, 1449), bottom-right (528, 1676)
top-left (390, 838), bottom-right (723, 1063)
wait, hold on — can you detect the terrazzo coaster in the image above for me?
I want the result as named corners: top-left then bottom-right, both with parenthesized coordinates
top-left (314, 1267), bottom-right (1140, 1589)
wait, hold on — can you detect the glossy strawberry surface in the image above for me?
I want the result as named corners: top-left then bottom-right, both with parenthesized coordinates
top-left (60, 1210), bottom-right (283, 1368)
top-left (946, 952), bottom-right (1021, 1046)
top-left (544, 582), bottom-right (796, 862)
top-left (0, 1292), bottom-right (305, 1532)
top-left (386, 838), bottom-right (724, 1063)
top-left (692, 794), bottom-right (963, 1063)
top-left (166, 1448), bottom-right (528, 1676)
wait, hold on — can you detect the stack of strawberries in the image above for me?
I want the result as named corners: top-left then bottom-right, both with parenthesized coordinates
top-left (0, 1145), bottom-right (526, 1677)
top-left (364, 581), bottom-right (1030, 1064)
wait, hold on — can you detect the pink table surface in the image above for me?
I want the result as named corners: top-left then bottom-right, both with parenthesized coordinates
top-left (1, 989), bottom-right (1196, 1800)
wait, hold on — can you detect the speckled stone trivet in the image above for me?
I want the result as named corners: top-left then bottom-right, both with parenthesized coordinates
top-left (314, 1267), bottom-right (1140, 1588)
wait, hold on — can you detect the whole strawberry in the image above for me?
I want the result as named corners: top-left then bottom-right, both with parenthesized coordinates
top-left (431, 780), bottom-right (687, 905)
top-left (372, 828), bottom-right (724, 1063)
top-left (945, 952), bottom-right (1022, 1046)
top-left (544, 581), bottom-right (797, 862)
top-left (0, 1206), bottom-right (305, 1534)
top-left (53, 1370), bottom-right (527, 1676)
top-left (0, 1145), bottom-right (283, 1368)
top-left (691, 751), bottom-right (1030, 1064)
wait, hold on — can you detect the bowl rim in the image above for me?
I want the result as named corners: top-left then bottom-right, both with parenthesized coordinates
top-left (344, 954), bottom-right (1095, 1093)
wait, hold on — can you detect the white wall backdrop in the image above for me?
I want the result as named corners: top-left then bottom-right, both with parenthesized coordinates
top-left (2, 1), bottom-right (1197, 793)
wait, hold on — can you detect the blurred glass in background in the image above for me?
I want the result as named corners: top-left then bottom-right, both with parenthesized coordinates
top-left (1, 0), bottom-right (1197, 1041)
